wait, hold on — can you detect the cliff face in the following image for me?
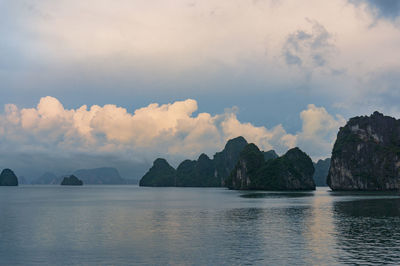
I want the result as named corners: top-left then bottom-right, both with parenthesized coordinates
top-left (226, 144), bottom-right (265, 190)
top-left (327, 111), bottom-right (400, 191)
top-left (139, 158), bottom-right (177, 187)
top-left (228, 145), bottom-right (315, 190)
top-left (0, 169), bottom-right (18, 186)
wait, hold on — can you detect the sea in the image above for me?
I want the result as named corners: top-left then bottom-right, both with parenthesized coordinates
top-left (0, 186), bottom-right (399, 265)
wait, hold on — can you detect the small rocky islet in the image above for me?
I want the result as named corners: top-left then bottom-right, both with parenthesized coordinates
top-left (0, 168), bottom-right (18, 186)
top-left (61, 175), bottom-right (83, 186)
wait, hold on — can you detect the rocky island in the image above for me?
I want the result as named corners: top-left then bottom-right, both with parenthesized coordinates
top-left (61, 175), bottom-right (83, 186)
top-left (227, 144), bottom-right (315, 190)
top-left (139, 136), bottom-right (315, 190)
top-left (327, 111), bottom-right (400, 190)
top-left (139, 136), bottom-right (251, 187)
top-left (0, 168), bottom-right (18, 186)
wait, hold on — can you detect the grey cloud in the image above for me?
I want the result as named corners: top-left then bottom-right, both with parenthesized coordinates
top-left (282, 20), bottom-right (334, 68)
top-left (349, 0), bottom-right (400, 21)
top-left (285, 51), bottom-right (302, 65)
top-left (336, 68), bottom-right (400, 118)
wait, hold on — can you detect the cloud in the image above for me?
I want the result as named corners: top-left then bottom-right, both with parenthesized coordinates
top-left (349, 0), bottom-right (400, 21)
top-left (297, 104), bottom-right (346, 158)
top-left (334, 68), bottom-right (400, 117)
top-left (0, 97), bottom-right (344, 168)
top-left (282, 19), bottom-right (334, 68)
top-left (1, 0), bottom-right (400, 125)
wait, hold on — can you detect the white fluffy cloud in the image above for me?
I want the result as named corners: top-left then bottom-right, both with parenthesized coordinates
top-left (0, 96), bottom-right (345, 161)
top-left (297, 104), bottom-right (346, 158)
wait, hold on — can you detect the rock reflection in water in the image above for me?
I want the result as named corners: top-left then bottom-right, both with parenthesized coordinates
top-left (333, 198), bottom-right (400, 264)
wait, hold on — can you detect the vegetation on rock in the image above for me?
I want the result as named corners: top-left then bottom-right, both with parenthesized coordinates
top-left (228, 145), bottom-right (315, 190)
top-left (176, 154), bottom-right (218, 187)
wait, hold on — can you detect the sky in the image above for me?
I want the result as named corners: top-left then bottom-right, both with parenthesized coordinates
top-left (1, 0), bottom-right (400, 180)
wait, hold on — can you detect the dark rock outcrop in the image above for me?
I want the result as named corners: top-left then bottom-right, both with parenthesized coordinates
top-left (61, 175), bottom-right (83, 186)
top-left (328, 111), bottom-right (400, 191)
top-left (73, 167), bottom-right (125, 184)
top-left (139, 158), bottom-right (176, 187)
top-left (313, 158), bottom-right (331, 186)
top-left (0, 169), bottom-right (18, 186)
top-left (227, 144), bottom-right (315, 190)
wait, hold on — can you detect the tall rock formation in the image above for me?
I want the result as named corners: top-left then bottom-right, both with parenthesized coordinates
top-left (328, 111), bottom-right (400, 191)
top-left (139, 158), bottom-right (176, 187)
top-left (213, 136), bottom-right (248, 185)
top-left (0, 169), bottom-right (18, 186)
top-left (228, 144), bottom-right (315, 190)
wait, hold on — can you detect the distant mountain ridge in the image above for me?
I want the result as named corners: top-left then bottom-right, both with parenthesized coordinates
top-left (32, 172), bottom-right (61, 185)
top-left (32, 167), bottom-right (126, 185)
top-left (73, 167), bottom-right (125, 184)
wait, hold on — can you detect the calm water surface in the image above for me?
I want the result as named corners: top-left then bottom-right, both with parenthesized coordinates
top-left (1, 186), bottom-right (400, 265)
